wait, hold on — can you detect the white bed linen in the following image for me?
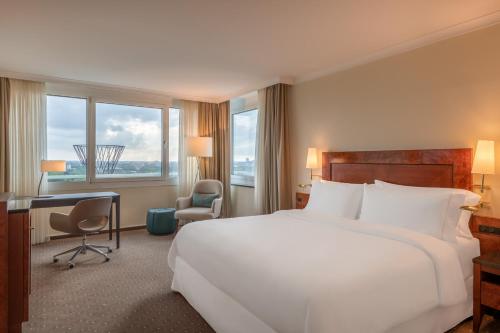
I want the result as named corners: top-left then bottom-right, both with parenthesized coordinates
top-left (168, 210), bottom-right (467, 333)
top-left (449, 236), bottom-right (480, 279)
top-left (171, 257), bottom-right (474, 333)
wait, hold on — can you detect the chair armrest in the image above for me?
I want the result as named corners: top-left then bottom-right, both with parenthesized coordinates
top-left (176, 196), bottom-right (192, 211)
top-left (49, 212), bottom-right (68, 223)
top-left (211, 197), bottom-right (223, 218)
top-left (49, 212), bottom-right (76, 234)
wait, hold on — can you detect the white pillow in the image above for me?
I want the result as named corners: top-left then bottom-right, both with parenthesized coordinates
top-left (305, 180), bottom-right (364, 219)
top-left (360, 185), bottom-right (465, 241)
top-left (374, 180), bottom-right (480, 239)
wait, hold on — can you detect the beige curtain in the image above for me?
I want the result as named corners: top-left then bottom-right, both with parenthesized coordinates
top-left (198, 101), bottom-right (231, 217)
top-left (9, 79), bottom-right (50, 244)
top-left (0, 78), bottom-right (10, 192)
top-left (178, 100), bottom-right (199, 196)
top-left (255, 83), bottom-right (292, 214)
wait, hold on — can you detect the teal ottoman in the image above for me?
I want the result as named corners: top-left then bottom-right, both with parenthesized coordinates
top-left (146, 208), bottom-right (176, 235)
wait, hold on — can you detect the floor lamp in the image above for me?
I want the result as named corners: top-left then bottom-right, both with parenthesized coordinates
top-left (186, 137), bottom-right (213, 182)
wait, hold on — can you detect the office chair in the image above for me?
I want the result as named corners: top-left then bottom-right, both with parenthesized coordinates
top-left (50, 197), bottom-right (112, 269)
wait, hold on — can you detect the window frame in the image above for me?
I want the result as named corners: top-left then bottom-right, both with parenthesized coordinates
top-left (93, 98), bottom-right (167, 183)
top-left (230, 108), bottom-right (258, 187)
top-left (46, 91), bottom-right (177, 192)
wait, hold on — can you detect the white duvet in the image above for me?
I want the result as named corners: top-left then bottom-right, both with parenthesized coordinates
top-left (167, 210), bottom-right (467, 333)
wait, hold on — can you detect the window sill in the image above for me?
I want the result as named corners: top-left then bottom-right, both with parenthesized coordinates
top-left (230, 175), bottom-right (255, 188)
top-left (47, 177), bottom-right (178, 192)
top-left (231, 183), bottom-right (255, 189)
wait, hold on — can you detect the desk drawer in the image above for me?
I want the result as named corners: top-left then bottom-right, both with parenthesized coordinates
top-left (481, 281), bottom-right (500, 310)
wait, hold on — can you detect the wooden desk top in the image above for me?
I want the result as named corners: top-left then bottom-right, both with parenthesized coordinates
top-left (7, 199), bottom-right (31, 214)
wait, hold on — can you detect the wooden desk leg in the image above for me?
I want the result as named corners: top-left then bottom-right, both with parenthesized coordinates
top-left (115, 196), bottom-right (120, 249)
top-left (473, 263), bottom-right (483, 333)
top-left (108, 203), bottom-right (113, 241)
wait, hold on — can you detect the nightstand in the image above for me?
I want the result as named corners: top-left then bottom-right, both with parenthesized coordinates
top-left (473, 252), bottom-right (500, 332)
top-left (295, 192), bottom-right (310, 209)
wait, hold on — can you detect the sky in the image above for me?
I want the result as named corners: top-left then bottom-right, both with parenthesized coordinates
top-left (232, 109), bottom-right (257, 162)
top-left (47, 95), bottom-right (255, 165)
top-left (47, 96), bottom-right (179, 162)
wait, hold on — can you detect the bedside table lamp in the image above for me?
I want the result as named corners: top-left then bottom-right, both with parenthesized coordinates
top-left (186, 136), bottom-right (212, 182)
top-left (472, 140), bottom-right (495, 194)
top-left (38, 160), bottom-right (66, 197)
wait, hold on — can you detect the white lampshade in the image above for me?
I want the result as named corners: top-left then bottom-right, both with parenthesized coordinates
top-left (472, 140), bottom-right (495, 175)
top-left (305, 148), bottom-right (319, 169)
top-left (41, 160), bottom-right (66, 172)
top-left (186, 137), bottom-right (213, 157)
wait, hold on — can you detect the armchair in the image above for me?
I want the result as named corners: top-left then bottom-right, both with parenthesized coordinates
top-left (175, 179), bottom-right (224, 224)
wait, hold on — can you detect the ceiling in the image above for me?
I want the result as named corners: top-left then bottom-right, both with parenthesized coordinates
top-left (1, 1), bottom-right (500, 102)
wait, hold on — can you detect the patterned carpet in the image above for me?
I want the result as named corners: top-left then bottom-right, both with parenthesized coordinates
top-left (23, 230), bottom-right (498, 333)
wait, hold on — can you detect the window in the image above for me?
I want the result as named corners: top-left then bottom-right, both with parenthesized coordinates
top-left (95, 102), bottom-right (163, 179)
top-left (46, 92), bottom-right (179, 187)
top-left (168, 108), bottom-right (180, 178)
top-left (46, 95), bottom-right (87, 182)
top-left (231, 108), bottom-right (258, 186)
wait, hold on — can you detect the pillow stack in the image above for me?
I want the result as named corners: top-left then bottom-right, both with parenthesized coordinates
top-left (373, 180), bottom-right (480, 239)
top-left (304, 179), bottom-right (480, 242)
top-left (305, 180), bottom-right (364, 219)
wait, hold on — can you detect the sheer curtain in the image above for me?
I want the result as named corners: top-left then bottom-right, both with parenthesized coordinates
top-left (255, 83), bottom-right (292, 214)
top-left (8, 79), bottom-right (50, 244)
top-left (0, 77), bottom-right (10, 192)
top-left (178, 100), bottom-right (199, 196)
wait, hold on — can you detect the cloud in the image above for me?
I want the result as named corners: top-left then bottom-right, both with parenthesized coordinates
top-left (233, 109), bottom-right (257, 161)
top-left (47, 96), bottom-right (177, 162)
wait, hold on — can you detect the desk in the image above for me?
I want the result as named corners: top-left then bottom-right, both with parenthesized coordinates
top-left (30, 192), bottom-right (121, 248)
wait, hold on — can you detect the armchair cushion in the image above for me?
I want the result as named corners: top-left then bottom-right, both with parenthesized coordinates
top-left (174, 207), bottom-right (215, 221)
top-left (192, 192), bottom-right (219, 208)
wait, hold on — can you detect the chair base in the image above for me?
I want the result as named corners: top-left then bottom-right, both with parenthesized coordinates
top-left (53, 234), bottom-right (111, 269)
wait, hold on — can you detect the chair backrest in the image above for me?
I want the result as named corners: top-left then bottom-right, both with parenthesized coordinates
top-left (69, 197), bottom-right (112, 230)
top-left (192, 179), bottom-right (223, 199)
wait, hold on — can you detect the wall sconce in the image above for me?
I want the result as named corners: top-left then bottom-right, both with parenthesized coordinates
top-left (305, 147), bottom-right (321, 180)
top-left (472, 140), bottom-right (495, 193)
top-left (298, 148), bottom-right (321, 189)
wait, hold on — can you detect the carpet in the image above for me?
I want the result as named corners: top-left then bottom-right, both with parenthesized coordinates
top-left (23, 230), bottom-right (498, 333)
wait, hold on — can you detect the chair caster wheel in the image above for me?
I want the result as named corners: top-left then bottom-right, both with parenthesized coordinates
top-left (105, 257), bottom-right (110, 262)
top-left (68, 263), bottom-right (75, 269)
top-left (108, 249), bottom-right (113, 253)
top-left (53, 258), bottom-right (58, 263)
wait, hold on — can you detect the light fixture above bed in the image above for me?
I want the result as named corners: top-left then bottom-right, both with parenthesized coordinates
top-left (472, 140), bottom-right (495, 194)
top-left (305, 147), bottom-right (321, 180)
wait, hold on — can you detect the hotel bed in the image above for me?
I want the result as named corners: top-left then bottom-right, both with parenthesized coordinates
top-left (167, 149), bottom-right (486, 333)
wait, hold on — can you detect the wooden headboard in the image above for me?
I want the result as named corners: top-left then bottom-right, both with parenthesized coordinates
top-left (322, 148), bottom-right (472, 190)
top-left (317, 148), bottom-right (500, 254)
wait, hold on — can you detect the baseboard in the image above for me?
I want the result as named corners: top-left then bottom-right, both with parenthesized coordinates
top-left (49, 225), bottom-right (146, 240)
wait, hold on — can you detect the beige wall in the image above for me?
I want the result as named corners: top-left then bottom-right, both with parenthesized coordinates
top-left (289, 23), bottom-right (500, 216)
top-left (47, 186), bottom-right (178, 236)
